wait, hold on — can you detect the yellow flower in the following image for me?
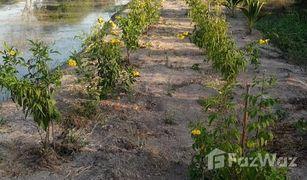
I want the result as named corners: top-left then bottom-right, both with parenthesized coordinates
top-left (111, 38), bottom-right (121, 46)
top-left (98, 17), bottom-right (104, 24)
top-left (177, 34), bottom-right (185, 40)
top-left (182, 32), bottom-right (189, 36)
top-left (109, 20), bottom-right (117, 29)
top-left (9, 50), bottom-right (16, 56)
top-left (115, 16), bottom-right (122, 20)
top-left (191, 129), bottom-right (201, 136)
top-left (67, 59), bottom-right (77, 67)
top-left (177, 32), bottom-right (189, 40)
top-left (132, 70), bottom-right (140, 77)
top-left (258, 39), bottom-right (269, 45)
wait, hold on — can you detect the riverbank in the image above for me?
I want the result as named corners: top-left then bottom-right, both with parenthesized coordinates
top-left (0, 0), bottom-right (131, 102)
top-left (0, 0), bottom-right (306, 179)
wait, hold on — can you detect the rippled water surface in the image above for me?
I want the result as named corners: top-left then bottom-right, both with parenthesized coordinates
top-left (0, 0), bottom-right (129, 61)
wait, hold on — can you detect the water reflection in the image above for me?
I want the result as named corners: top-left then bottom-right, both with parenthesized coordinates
top-left (0, 0), bottom-right (128, 56)
top-left (23, 0), bottom-right (118, 24)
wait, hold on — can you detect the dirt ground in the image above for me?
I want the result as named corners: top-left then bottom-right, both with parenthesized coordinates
top-left (0, 0), bottom-right (306, 179)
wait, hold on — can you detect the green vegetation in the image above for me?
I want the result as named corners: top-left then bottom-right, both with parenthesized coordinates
top-left (224, 0), bottom-right (243, 16)
top-left (295, 118), bottom-right (307, 133)
top-left (257, 10), bottom-right (307, 64)
top-left (0, 0), bottom-right (17, 6)
top-left (33, 0), bottom-right (95, 24)
top-left (0, 117), bottom-right (4, 126)
top-left (188, 0), bottom-right (246, 82)
top-left (190, 78), bottom-right (287, 179)
top-left (163, 112), bottom-right (177, 125)
top-left (0, 41), bottom-right (62, 148)
top-left (76, 0), bottom-right (161, 99)
top-left (117, 0), bottom-right (162, 63)
top-left (240, 0), bottom-right (265, 34)
top-left (0, 0), bottom-right (304, 178)
top-left (186, 0), bottom-right (287, 179)
top-left (80, 19), bottom-right (134, 99)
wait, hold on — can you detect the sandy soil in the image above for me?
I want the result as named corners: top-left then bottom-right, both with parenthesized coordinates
top-left (0, 0), bottom-right (306, 179)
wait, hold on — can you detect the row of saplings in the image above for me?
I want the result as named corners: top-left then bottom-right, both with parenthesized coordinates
top-left (0, 0), bottom-right (288, 179)
top-left (0, 0), bottom-right (162, 152)
top-left (186, 0), bottom-right (288, 179)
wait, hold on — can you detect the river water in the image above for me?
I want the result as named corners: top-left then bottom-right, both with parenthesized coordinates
top-left (0, 0), bottom-right (129, 101)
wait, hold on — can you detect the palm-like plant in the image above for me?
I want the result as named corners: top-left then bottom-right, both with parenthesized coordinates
top-left (240, 0), bottom-right (265, 34)
top-left (224, 0), bottom-right (243, 17)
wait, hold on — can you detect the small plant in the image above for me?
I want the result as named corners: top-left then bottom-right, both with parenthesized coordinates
top-left (63, 128), bottom-right (87, 147)
top-left (0, 41), bottom-right (62, 148)
top-left (245, 75), bottom-right (278, 150)
top-left (79, 100), bottom-right (99, 118)
top-left (163, 113), bottom-right (176, 125)
top-left (57, 128), bottom-right (88, 155)
top-left (77, 0), bottom-right (161, 99)
top-left (117, 16), bottom-right (142, 63)
top-left (79, 18), bottom-right (135, 99)
top-left (224, 0), bottom-right (243, 17)
top-left (189, 77), bottom-right (286, 179)
top-left (245, 38), bottom-right (269, 69)
top-left (187, 0), bottom-right (246, 82)
top-left (117, 0), bottom-right (162, 63)
top-left (246, 41), bottom-right (261, 68)
top-left (295, 118), bottom-right (307, 133)
top-left (191, 63), bottom-right (200, 71)
top-left (0, 117), bottom-right (5, 126)
top-left (166, 79), bottom-right (175, 96)
top-left (240, 0), bottom-right (265, 34)
top-left (275, 107), bottom-right (289, 121)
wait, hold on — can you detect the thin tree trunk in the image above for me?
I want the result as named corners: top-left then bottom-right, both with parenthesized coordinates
top-left (45, 124), bottom-right (50, 149)
top-left (126, 49), bottom-right (130, 65)
top-left (52, 120), bottom-right (55, 149)
top-left (241, 84), bottom-right (250, 156)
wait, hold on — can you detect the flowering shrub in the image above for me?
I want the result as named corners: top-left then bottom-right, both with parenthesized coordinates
top-left (189, 78), bottom-right (287, 180)
top-left (77, 0), bottom-right (161, 99)
top-left (117, 0), bottom-right (162, 63)
top-left (186, 0), bottom-right (288, 179)
top-left (0, 41), bottom-right (62, 148)
top-left (78, 18), bottom-right (134, 99)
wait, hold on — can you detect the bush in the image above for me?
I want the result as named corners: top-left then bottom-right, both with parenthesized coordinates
top-left (0, 41), bottom-right (62, 147)
top-left (77, 0), bottom-right (162, 99)
top-left (117, 0), bottom-right (162, 63)
top-left (240, 0), bottom-right (265, 34)
top-left (187, 0), bottom-right (246, 81)
top-left (78, 19), bottom-right (135, 99)
top-left (189, 77), bottom-right (287, 180)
